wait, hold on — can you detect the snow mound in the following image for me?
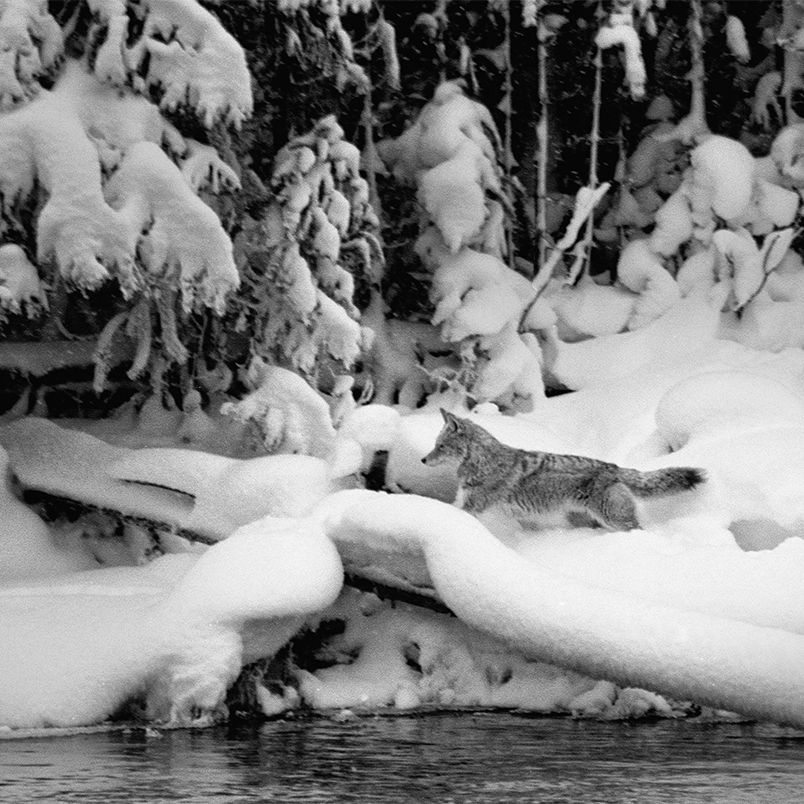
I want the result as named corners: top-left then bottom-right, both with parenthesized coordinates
top-left (338, 404), bottom-right (403, 470)
top-left (689, 136), bottom-right (755, 221)
top-left (655, 371), bottom-right (804, 450)
top-left (0, 446), bottom-right (92, 580)
top-left (549, 294), bottom-right (722, 390)
top-left (0, 519), bottom-right (342, 729)
top-left (515, 520), bottom-right (804, 634)
top-left (314, 490), bottom-right (804, 729)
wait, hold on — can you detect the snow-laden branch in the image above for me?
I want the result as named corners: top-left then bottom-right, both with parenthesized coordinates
top-left (106, 141), bottom-right (238, 313)
top-left (0, 61), bottom-right (239, 307)
top-left (0, 1), bottom-right (252, 126)
top-left (88, 0), bottom-right (253, 127)
top-left (0, 80), bottom-right (134, 291)
top-left (531, 183), bottom-right (610, 296)
top-left (0, 0), bottom-right (63, 108)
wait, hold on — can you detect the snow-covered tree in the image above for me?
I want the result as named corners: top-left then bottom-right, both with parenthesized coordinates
top-left (519, 1), bottom-right (804, 380)
top-left (226, 114), bottom-right (383, 452)
top-left (0, 0), bottom-right (251, 394)
top-left (377, 80), bottom-right (543, 410)
top-left (4, 0), bottom-right (804, 418)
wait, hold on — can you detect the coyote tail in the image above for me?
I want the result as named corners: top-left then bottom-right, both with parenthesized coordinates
top-left (621, 466), bottom-right (706, 498)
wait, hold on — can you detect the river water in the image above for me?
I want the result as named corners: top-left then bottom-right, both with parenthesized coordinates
top-left (3, 713), bottom-right (804, 803)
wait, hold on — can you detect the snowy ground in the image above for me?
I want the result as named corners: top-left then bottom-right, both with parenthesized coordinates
top-left (3, 298), bottom-right (804, 732)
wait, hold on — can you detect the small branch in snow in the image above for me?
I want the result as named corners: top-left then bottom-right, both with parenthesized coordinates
top-left (530, 182), bottom-right (611, 297)
top-left (502, 0), bottom-right (515, 270)
top-left (734, 227), bottom-right (799, 313)
top-left (573, 35), bottom-right (604, 286)
top-left (343, 573), bottom-right (455, 617)
top-left (535, 7), bottom-right (550, 273)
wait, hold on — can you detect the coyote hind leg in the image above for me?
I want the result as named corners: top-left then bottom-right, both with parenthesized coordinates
top-left (590, 481), bottom-right (641, 531)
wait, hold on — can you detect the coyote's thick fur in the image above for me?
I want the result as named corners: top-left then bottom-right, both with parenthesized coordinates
top-left (422, 409), bottom-right (706, 531)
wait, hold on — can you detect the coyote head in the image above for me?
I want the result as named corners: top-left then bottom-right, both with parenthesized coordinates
top-left (421, 409), bottom-right (472, 467)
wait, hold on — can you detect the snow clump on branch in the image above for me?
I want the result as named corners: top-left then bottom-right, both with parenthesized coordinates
top-left (595, 0), bottom-right (648, 100)
top-left (88, 0), bottom-right (253, 128)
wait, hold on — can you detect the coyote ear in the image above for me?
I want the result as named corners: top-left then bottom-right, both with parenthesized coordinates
top-left (440, 408), bottom-right (462, 429)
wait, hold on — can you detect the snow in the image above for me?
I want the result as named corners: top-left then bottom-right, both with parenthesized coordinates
top-left (6, 89), bottom-right (804, 730)
top-left (616, 239), bottom-right (680, 330)
top-left (653, 370), bottom-right (804, 451)
top-left (472, 325), bottom-right (544, 405)
top-left (545, 277), bottom-right (635, 340)
top-left (220, 362), bottom-right (345, 461)
top-left (725, 15), bottom-right (750, 63)
top-left (712, 228), bottom-right (766, 308)
top-left (338, 403), bottom-right (402, 471)
top-left (314, 290), bottom-right (364, 366)
top-left (106, 140), bottom-right (239, 313)
top-left (595, 25), bottom-right (646, 100)
top-left (296, 589), bottom-right (597, 713)
top-left (115, 449), bottom-right (347, 538)
top-left (418, 141), bottom-right (491, 253)
top-left (6, 319), bottom-right (804, 729)
top-left (544, 292), bottom-right (723, 391)
top-left (0, 519), bottom-right (342, 728)
top-left (0, 415), bottom-right (357, 544)
top-left (0, 1), bottom-right (63, 107)
top-left (649, 378), bottom-right (804, 537)
top-left (677, 247), bottom-right (717, 297)
top-left (0, 58), bottom-right (241, 307)
top-left (377, 81), bottom-right (539, 407)
top-left (311, 490), bottom-right (804, 729)
top-left (378, 81), bottom-right (499, 181)
top-left (0, 446), bottom-right (92, 580)
top-left (688, 136), bottom-right (755, 222)
top-left (95, 0), bottom-right (253, 128)
top-left (753, 72), bottom-right (783, 130)
top-left (755, 180), bottom-right (799, 228)
top-left (428, 248), bottom-right (535, 342)
top-left (0, 244), bottom-right (46, 314)
top-left (513, 524), bottom-right (804, 633)
top-left (770, 123), bottom-right (804, 186)
top-left (649, 189), bottom-right (693, 256)
top-left (0, 418), bottom-right (194, 529)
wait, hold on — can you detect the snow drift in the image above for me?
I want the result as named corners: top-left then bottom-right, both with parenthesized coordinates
top-left (0, 518), bottom-right (342, 728)
top-left (4, 292), bottom-right (804, 730)
top-left (313, 490), bottom-right (804, 729)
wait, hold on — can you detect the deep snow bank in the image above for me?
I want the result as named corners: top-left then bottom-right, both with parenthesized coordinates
top-left (0, 520), bottom-right (342, 728)
top-left (314, 490), bottom-right (804, 729)
top-left (5, 311), bottom-right (804, 729)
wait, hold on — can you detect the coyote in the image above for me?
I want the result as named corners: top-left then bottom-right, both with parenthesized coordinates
top-left (422, 409), bottom-right (706, 531)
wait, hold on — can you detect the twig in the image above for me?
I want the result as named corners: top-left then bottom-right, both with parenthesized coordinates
top-left (535, 13), bottom-right (549, 272)
top-left (502, 0), bottom-right (515, 269)
top-left (571, 36), bottom-right (604, 286)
